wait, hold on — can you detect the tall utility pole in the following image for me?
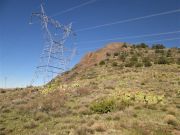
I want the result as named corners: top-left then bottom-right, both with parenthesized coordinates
top-left (30, 3), bottom-right (76, 85)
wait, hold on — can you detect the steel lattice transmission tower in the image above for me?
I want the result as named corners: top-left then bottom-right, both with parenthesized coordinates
top-left (30, 3), bottom-right (76, 85)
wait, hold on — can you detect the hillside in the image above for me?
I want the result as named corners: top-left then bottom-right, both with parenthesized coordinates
top-left (0, 43), bottom-right (180, 135)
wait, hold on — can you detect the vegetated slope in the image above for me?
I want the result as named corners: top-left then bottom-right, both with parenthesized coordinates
top-left (0, 42), bottom-right (180, 135)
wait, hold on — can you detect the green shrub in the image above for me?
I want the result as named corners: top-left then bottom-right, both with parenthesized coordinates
top-left (155, 49), bottom-right (165, 54)
top-left (99, 60), bottom-right (105, 65)
top-left (136, 43), bottom-right (148, 48)
top-left (119, 53), bottom-right (127, 62)
top-left (112, 62), bottom-right (118, 67)
top-left (113, 52), bottom-right (119, 56)
top-left (143, 58), bottom-right (152, 67)
top-left (122, 43), bottom-right (127, 48)
top-left (157, 57), bottom-right (169, 64)
top-left (166, 50), bottom-right (172, 57)
top-left (177, 58), bottom-right (180, 65)
top-left (132, 44), bottom-right (136, 49)
top-left (152, 44), bottom-right (165, 49)
top-left (125, 61), bottom-right (134, 67)
top-left (145, 61), bottom-right (152, 67)
top-left (90, 98), bottom-right (115, 113)
top-left (135, 63), bottom-right (143, 67)
top-left (130, 55), bottom-right (138, 62)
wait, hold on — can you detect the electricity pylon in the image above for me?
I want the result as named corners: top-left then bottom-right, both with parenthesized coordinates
top-left (30, 3), bottom-right (76, 86)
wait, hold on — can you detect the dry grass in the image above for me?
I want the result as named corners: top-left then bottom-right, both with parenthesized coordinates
top-left (164, 115), bottom-right (178, 126)
top-left (0, 59), bottom-right (179, 135)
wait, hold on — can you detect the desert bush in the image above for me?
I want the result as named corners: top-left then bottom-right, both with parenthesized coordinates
top-left (90, 98), bottom-right (116, 113)
top-left (130, 55), bottom-right (138, 62)
top-left (177, 58), bottom-right (180, 65)
top-left (166, 49), bottom-right (172, 57)
top-left (157, 57), bottom-right (169, 64)
top-left (135, 63), bottom-right (143, 67)
top-left (125, 61), bottom-right (134, 67)
top-left (164, 115), bottom-right (178, 126)
top-left (125, 56), bottom-right (139, 67)
top-left (114, 52), bottom-right (119, 56)
top-left (132, 44), bottom-right (136, 49)
top-left (106, 52), bottom-right (111, 57)
top-left (99, 60), bottom-right (105, 65)
top-left (143, 58), bottom-right (152, 67)
top-left (155, 49), bottom-right (165, 54)
top-left (152, 44), bottom-right (165, 49)
top-left (0, 90), bottom-right (6, 93)
top-left (136, 43), bottom-right (148, 48)
top-left (112, 62), bottom-right (118, 67)
top-left (122, 43), bottom-right (127, 48)
top-left (118, 53), bottom-right (126, 62)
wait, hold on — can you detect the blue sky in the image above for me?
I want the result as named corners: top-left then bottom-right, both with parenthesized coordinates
top-left (0, 0), bottom-right (180, 88)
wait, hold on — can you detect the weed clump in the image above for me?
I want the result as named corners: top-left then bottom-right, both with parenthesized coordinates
top-left (143, 57), bottom-right (152, 67)
top-left (90, 98), bottom-right (115, 113)
top-left (122, 43), bottom-right (127, 48)
top-left (99, 60), bottom-right (105, 65)
top-left (177, 58), bottom-right (180, 65)
top-left (152, 44), bottom-right (165, 49)
top-left (125, 61), bottom-right (134, 67)
top-left (135, 63), bottom-right (143, 67)
top-left (135, 43), bottom-right (148, 48)
top-left (112, 62), bottom-right (118, 67)
top-left (157, 57), bottom-right (169, 64)
top-left (113, 52), bottom-right (119, 56)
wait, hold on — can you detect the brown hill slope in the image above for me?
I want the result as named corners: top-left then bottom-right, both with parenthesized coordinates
top-left (77, 42), bottom-right (128, 69)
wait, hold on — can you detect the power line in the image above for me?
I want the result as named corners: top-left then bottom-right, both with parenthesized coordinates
top-left (51, 0), bottom-right (98, 17)
top-left (78, 30), bottom-right (180, 43)
top-left (76, 8), bottom-right (180, 32)
top-left (135, 37), bottom-right (180, 44)
top-left (76, 37), bottom-right (180, 51)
